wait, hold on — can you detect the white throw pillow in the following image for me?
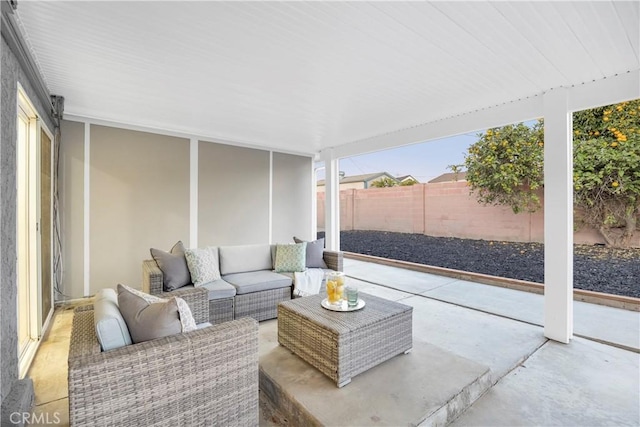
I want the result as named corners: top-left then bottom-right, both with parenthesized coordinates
top-left (184, 246), bottom-right (221, 286)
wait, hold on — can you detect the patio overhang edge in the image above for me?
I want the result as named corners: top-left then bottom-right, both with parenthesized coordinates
top-left (324, 70), bottom-right (640, 161)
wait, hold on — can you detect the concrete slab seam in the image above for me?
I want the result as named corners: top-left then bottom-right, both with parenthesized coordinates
top-left (348, 273), bottom-right (640, 353)
top-left (573, 333), bottom-right (639, 354)
top-left (346, 274), bottom-right (544, 328)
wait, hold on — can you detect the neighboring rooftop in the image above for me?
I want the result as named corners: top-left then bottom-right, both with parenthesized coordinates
top-left (317, 172), bottom-right (397, 186)
top-left (429, 171), bottom-right (467, 183)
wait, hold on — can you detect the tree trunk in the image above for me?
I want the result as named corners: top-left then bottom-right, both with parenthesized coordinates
top-left (620, 208), bottom-right (638, 247)
top-left (598, 225), bottom-right (617, 247)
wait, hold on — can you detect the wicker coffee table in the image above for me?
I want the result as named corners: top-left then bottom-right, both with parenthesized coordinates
top-left (277, 292), bottom-right (412, 387)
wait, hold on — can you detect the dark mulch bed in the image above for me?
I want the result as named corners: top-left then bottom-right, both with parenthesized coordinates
top-left (320, 230), bottom-right (640, 299)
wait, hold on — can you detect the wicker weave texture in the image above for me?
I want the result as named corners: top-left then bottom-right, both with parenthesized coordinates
top-left (278, 293), bottom-right (412, 387)
top-left (235, 287), bottom-right (291, 322)
top-left (209, 297), bottom-right (235, 325)
top-left (68, 308), bottom-right (259, 426)
top-left (142, 259), bottom-right (164, 295)
top-left (322, 250), bottom-right (343, 272)
top-left (142, 259), bottom-right (209, 324)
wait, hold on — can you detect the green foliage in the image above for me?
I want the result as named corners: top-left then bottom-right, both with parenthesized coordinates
top-left (447, 164), bottom-right (465, 181)
top-left (464, 122), bottom-right (544, 214)
top-left (573, 100), bottom-right (640, 247)
top-left (464, 99), bottom-right (640, 247)
top-left (399, 178), bottom-right (418, 186)
top-left (370, 176), bottom-right (398, 188)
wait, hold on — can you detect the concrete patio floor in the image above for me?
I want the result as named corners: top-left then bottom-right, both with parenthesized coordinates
top-left (28, 258), bottom-right (639, 426)
top-left (260, 258), bottom-right (639, 426)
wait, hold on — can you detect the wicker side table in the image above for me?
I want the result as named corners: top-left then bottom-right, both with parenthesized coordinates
top-left (278, 292), bottom-right (412, 387)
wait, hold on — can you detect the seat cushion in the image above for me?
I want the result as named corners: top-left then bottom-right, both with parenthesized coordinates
top-left (199, 279), bottom-right (237, 300)
top-left (222, 270), bottom-right (292, 295)
top-left (219, 244), bottom-right (273, 275)
top-left (93, 288), bottom-right (132, 351)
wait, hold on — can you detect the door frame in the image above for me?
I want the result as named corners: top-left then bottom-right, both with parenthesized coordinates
top-left (16, 83), bottom-right (54, 378)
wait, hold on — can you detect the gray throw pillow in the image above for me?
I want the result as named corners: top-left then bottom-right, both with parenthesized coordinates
top-left (117, 284), bottom-right (183, 343)
top-left (150, 241), bottom-right (191, 291)
top-left (294, 237), bottom-right (328, 269)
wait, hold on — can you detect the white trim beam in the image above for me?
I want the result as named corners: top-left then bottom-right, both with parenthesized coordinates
top-left (543, 88), bottom-right (573, 344)
top-left (323, 72), bottom-right (638, 161)
top-left (62, 114), bottom-right (317, 159)
top-left (329, 96), bottom-right (542, 160)
top-left (268, 151), bottom-right (273, 244)
top-left (322, 151), bottom-right (340, 251)
top-left (83, 122), bottom-right (90, 297)
top-left (569, 71), bottom-right (640, 112)
top-left (189, 138), bottom-right (198, 248)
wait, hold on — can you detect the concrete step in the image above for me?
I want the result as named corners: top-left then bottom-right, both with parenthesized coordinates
top-left (259, 335), bottom-right (491, 426)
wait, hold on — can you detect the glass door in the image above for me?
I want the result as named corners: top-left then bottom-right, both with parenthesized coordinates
top-left (16, 88), bottom-right (42, 377)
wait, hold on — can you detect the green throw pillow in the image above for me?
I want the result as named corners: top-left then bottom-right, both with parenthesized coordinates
top-left (274, 242), bottom-right (307, 273)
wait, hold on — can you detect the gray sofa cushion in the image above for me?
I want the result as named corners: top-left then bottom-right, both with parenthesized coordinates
top-left (93, 288), bottom-right (132, 351)
top-left (165, 282), bottom-right (234, 301)
top-left (200, 279), bottom-right (237, 300)
top-left (150, 241), bottom-right (191, 291)
top-left (222, 271), bottom-right (292, 295)
top-left (219, 244), bottom-right (273, 275)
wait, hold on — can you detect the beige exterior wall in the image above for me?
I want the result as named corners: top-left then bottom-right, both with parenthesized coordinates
top-left (59, 120), bottom-right (85, 297)
top-left (198, 142), bottom-right (270, 246)
top-left (90, 125), bottom-right (190, 294)
top-left (272, 153), bottom-right (313, 243)
top-left (423, 182), bottom-right (540, 241)
top-left (59, 121), bottom-right (312, 298)
top-left (317, 182), bottom-right (640, 247)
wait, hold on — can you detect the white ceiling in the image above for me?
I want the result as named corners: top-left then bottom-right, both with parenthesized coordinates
top-left (15, 1), bottom-right (640, 156)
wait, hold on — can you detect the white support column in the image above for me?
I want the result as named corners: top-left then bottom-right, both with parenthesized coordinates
top-left (543, 88), bottom-right (573, 343)
top-left (323, 152), bottom-right (340, 251)
top-left (311, 164), bottom-right (319, 240)
top-left (189, 138), bottom-right (198, 248)
top-left (83, 122), bottom-right (90, 297)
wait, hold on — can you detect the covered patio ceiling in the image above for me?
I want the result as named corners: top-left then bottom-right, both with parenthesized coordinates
top-left (13, 1), bottom-right (639, 158)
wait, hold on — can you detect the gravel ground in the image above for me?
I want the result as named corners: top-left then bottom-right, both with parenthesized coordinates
top-left (321, 230), bottom-right (640, 299)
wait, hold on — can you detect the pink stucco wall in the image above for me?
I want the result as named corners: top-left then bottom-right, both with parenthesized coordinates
top-left (317, 182), bottom-right (640, 246)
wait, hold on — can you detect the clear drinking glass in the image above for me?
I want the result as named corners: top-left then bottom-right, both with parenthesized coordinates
top-left (346, 286), bottom-right (358, 307)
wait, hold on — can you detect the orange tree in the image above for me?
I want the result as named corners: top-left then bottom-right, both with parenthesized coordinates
top-left (464, 99), bottom-right (640, 247)
top-left (573, 100), bottom-right (640, 247)
top-left (464, 121), bottom-right (544, 214)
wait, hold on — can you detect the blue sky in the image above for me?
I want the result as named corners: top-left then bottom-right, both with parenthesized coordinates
top-left (317, 131), bottom-right (482, 183)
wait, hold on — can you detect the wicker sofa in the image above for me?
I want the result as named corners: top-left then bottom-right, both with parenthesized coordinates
top-left (68, 304), bottom-right (259, 426)
top-left (143, 243), bottom-right (343, 324)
